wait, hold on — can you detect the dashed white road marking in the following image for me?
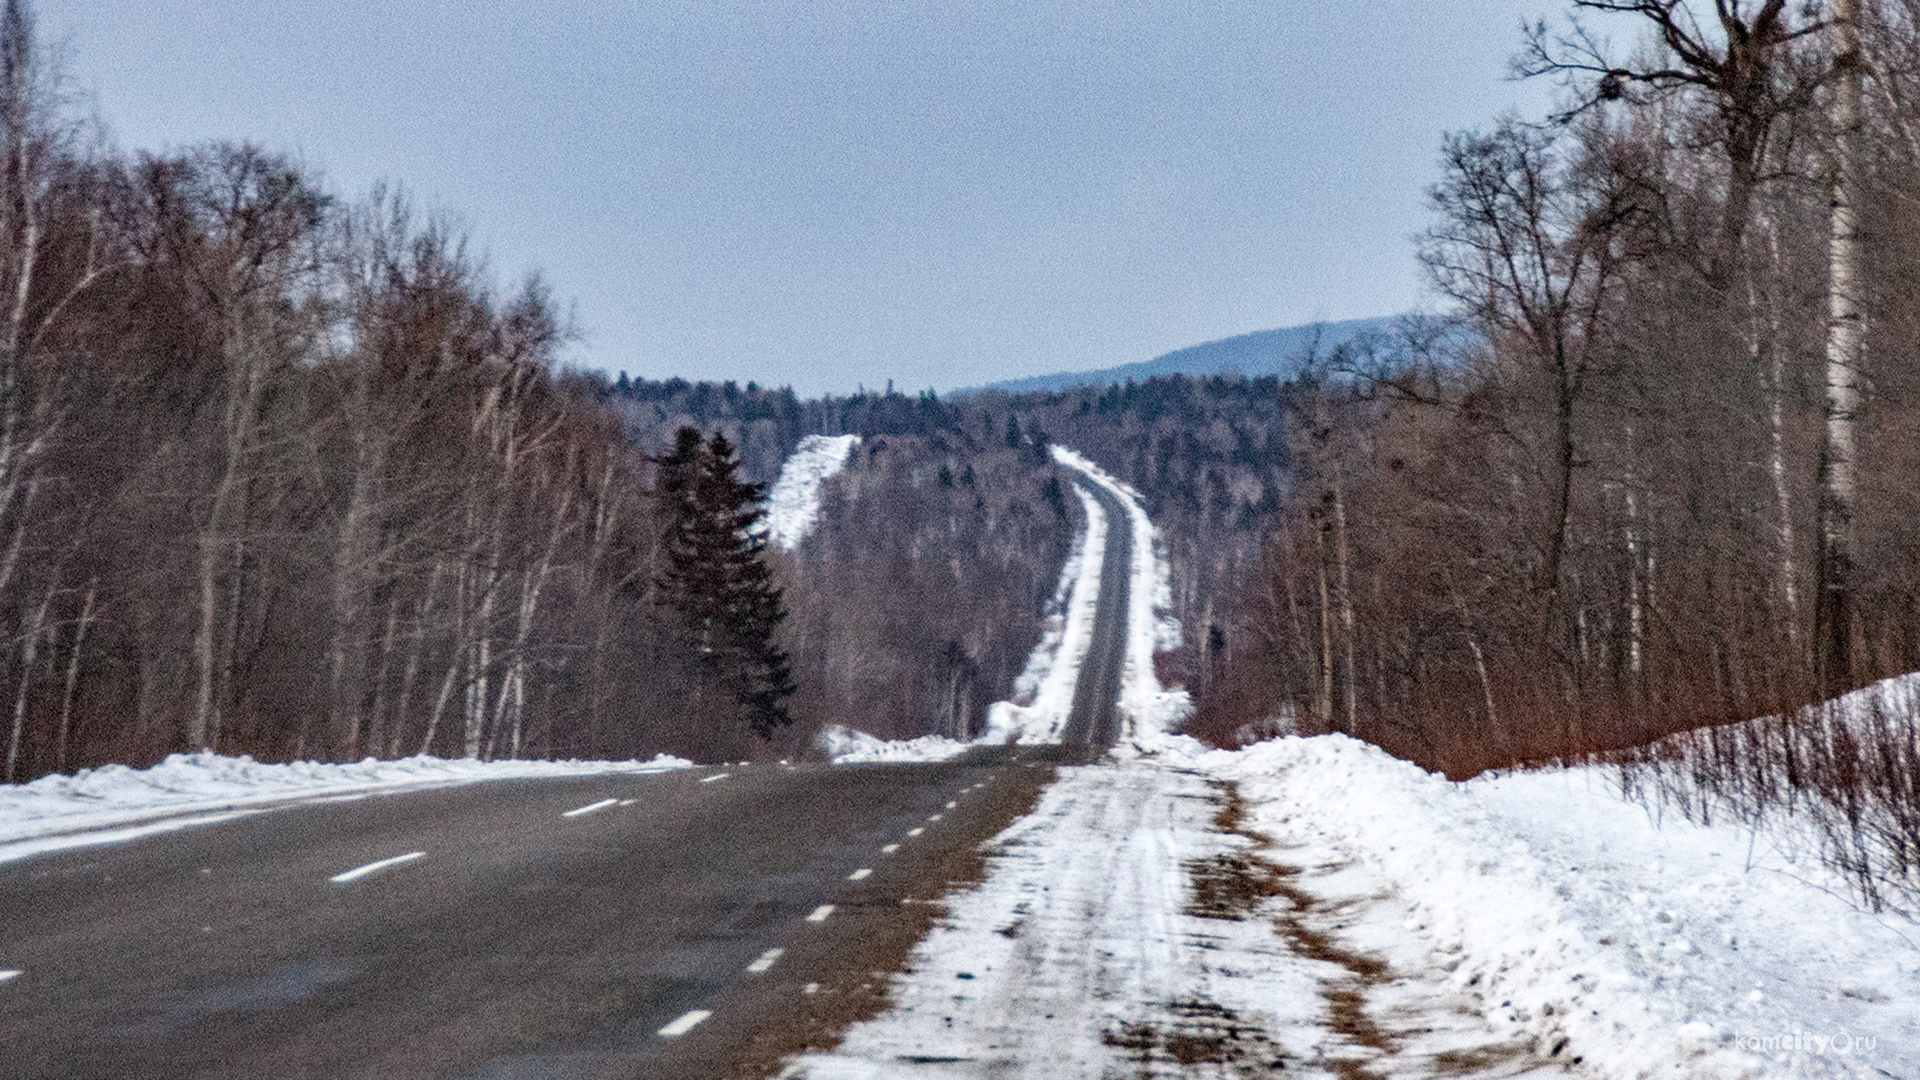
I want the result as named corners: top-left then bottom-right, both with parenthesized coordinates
top-left (746, 947), bottom-right (785, 974)
top-left (699, 773), bottom-right (732, 784)
top-left (618, 798), bottom-right (637, 806)
top-left (657, 1009), bottom-right (712, 1038)
top-left (562, 798), bottom-right (619, 818)
top-left (945, 800), bottom-right (958, 809)
top-left (847, 868), bottom-right (872, 881)
top-left (803, 982), bottom-right (820, 995)
top-left (880, 843), bottom-right (901, 854)
top-left (805, 904), bottom-right (835, 923)
top-left (906, 827), bottom-right (924, 837)
top-left (927, 814), bottom-right (943, 821)
top-left (0, 970), bottom-right (20, 982)
top-left (329, 851), bottom-right (425, 884)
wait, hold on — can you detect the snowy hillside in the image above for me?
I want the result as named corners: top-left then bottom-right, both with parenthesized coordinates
top-left (766, 434), bottom-right (861, 551)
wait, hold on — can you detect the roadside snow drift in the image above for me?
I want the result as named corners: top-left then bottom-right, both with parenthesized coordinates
top-left (0, 751), bottom-right (691, 865)
top-left (1196, 735), bottom-right (1920, 1079)
top-left (815, 725), bottom-right (971, 764)
top-left (767, 433), bottom-right (861, 551)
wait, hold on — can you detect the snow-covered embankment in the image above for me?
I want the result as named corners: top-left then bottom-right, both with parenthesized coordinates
top-left (766, 433), bottom-right (861, 552)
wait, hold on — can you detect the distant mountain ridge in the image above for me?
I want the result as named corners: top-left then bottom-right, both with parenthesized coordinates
top-left (972, 316), bottom-right (1400, 395)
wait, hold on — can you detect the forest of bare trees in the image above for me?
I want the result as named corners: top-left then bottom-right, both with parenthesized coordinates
top-left (1193, 1), bottom-right (1920, 791)
top-left (0, 0), bottom-right (846, 779)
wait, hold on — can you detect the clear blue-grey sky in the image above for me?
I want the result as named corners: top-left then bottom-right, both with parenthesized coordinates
top-left (44, 1), bottom-right (1552, 395)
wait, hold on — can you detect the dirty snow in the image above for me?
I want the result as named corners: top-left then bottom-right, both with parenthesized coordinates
top-left (767, 433), bottom-right (862, 551)
top-left (785, 762), bottom-right (1327, 1078)
top-left (818, 725), bottom-right (972, 764)
top-left (790, 731), bottom-right (1919, 1078)
top-left (0, 751), bottom-right (691, 865)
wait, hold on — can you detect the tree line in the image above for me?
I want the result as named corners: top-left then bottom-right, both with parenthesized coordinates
top-left (1192, 0), bottom-right (1920, 784)
top-left (0, 0), bottom-right (812, 779)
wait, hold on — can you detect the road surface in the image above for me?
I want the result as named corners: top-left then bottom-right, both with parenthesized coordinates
top-left (0, 479), bottom-right (1134, 1079)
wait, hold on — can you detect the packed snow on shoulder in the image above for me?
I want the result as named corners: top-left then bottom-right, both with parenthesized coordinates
top-left (1050, 446), bottom-right (1191, 744)
top-left (786, 750), bottom-right (1570, 1079)
top-left (976, 482), bottom-right (1107, 744)
top-left (0, 751), bottom-right (691, 864)
top-left (816, 725), bottom-right (972, 764)
top-left (766, 433), bottom-right (861, 551)
top-left (789, 725), bottom-right (1917, 1077)
top-left (783, 761), bottom-right (1334, 1079)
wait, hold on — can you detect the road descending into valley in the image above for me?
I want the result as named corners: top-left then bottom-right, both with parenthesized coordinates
top-left (0, 483), bottom-right (1134, 1079)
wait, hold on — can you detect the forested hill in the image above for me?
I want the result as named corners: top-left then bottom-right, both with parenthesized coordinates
top-left (969, 316), bottom-right (1398, 395)
top-left (605, 372), bottom-right (1320, 740)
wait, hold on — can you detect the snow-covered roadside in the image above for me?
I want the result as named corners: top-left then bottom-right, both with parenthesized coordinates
top-left (1191, 735), bottom-right (1920, 1079)
top-left (815, 725), bottom-right (972, 764)
top-left (787, 753), bottom-right (1568, 1079)
top-left (766, 433), bottom-right (862, 551)
top-left (784, 761), bottom-right (1332, 1078)
top-left (0, 751), bottom-right (691, 865)
top-left (1049, 447), bottom-right (1191, 743)
top-left (976, 483), bottom-right (1107, 744)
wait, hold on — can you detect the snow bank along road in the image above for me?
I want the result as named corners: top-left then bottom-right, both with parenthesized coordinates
top-left (0, 752), bottom-right (1075, 1078)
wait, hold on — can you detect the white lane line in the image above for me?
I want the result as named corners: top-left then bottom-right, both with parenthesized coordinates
top-left (927, 814), bottom-right (942, 822)
top-left (803, 982), bottom-right (820, 995)
top-left (699, 773), bottom-right (732, 784)
top-left (657, 1009), bottom-right (712, 1038)
top-left (329, 851), bottom-right (425, 884)
top-left (0, 970), bottom-right (20, 982)
top-left (746, 947), bottom-right (785, 974)
top-left (805, 904), bottom-right (835, 923)
top-left (880, 843), bottom-right (901, 854)
top-left (618, 798), bottom-right (637, 806)
top-left (847, 868), bottom-right (872, 881)
top-left (906, 827), bottom-right (924, 837)
top-left (945, 800), bottom-right (958, 809)
top-left (562, 798), bottom-right (619, 818)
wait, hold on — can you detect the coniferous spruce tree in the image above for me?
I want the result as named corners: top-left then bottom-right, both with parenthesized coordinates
top-left (657, 427), bottom-right (796, 738)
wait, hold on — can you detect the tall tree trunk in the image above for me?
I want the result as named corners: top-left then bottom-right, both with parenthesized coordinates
top-left (327, 436), bottom-right (379, 759)
top-left (192, 314), bottom-right (264, 751)
top-left (1330, 465), bottom-right (1357, 735)
top-left (1818, 0), bottom-right (1865, 698)
top-left (6, 585), bottom-right (48, 781)
top-left (54, 576), bottom-right (94, 773)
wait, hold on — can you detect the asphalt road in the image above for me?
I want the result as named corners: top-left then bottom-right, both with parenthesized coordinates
top-left (0, 480), bottom-right (1134, 1080)
top-left (1059, 477), bottom-right (1133, 751)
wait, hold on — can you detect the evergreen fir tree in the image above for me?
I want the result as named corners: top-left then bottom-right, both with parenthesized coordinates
top-left (657, 427), bottom-right (796, 738)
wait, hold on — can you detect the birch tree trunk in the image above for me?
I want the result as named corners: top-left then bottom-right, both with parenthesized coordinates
top-left (1818, 0), bottom-right (1865, 697)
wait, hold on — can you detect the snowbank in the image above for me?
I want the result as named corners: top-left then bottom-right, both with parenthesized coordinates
top-left (0, 751), bottom-right (692, 864)
top-left (766, 433), bottom-right (861, 551)
top-left (977, 484), bottom-right (1107, 744)
top-left (816, 725), bottom-right (972, 764)
top-left (1189, 734), bottom-right (1920, 1079)
top-left (1050, 446), bottom-right (1191, 745)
